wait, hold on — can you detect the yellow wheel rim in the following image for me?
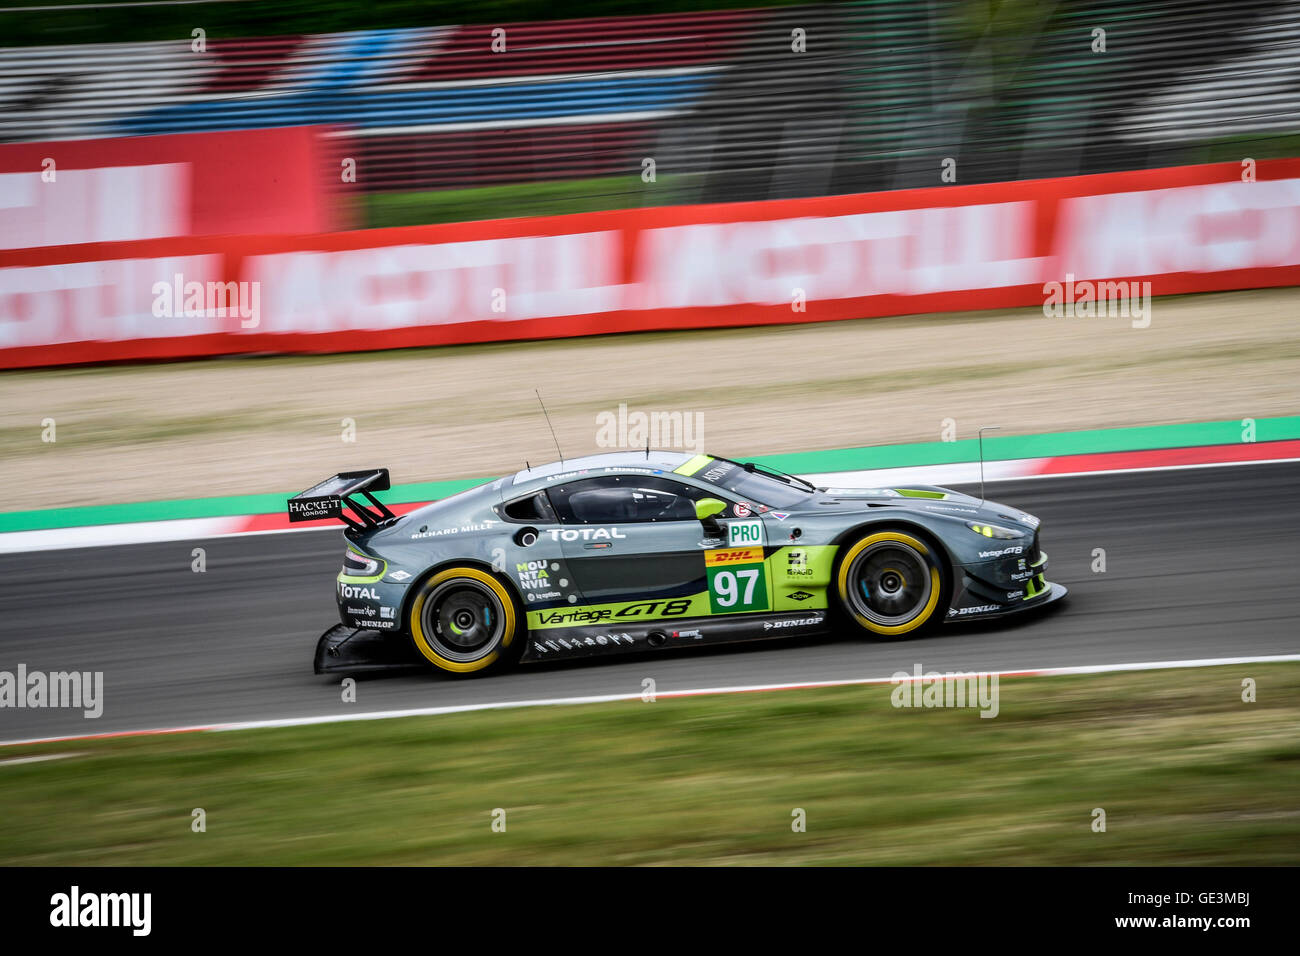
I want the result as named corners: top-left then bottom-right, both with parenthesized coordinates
top-left (410, 567), bottom-right (516, 673)
top-left (836, 531), bottom-right (942, 636)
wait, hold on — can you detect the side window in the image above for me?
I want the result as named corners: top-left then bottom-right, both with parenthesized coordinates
top-left (550, 475), bottom-right (698, 524)
top-left (499, 492), bottom-right (556, 523)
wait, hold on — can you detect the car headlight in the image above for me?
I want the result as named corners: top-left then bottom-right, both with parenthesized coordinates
top-left (966, 521), bottom-right (1024, 539)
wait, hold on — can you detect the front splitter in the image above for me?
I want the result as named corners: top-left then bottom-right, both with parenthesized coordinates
top-left (945, 581), bottom-right (1069, 624)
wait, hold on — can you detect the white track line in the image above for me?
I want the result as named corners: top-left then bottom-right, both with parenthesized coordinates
top-left (0, 752), bottom-right (83, 766)
top-left (2, 654), bottom-right (1297, 749)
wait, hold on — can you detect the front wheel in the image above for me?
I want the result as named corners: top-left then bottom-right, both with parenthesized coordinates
top-left (835, 530), bottom-right (946, 637)
top-left (408, 567), bottom-right (522, 675)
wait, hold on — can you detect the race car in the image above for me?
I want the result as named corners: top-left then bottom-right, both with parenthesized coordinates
top-left (292, 451), bottom-right (1067, 676)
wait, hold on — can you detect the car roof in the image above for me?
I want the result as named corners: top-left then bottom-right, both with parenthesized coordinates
top-left (508, 450), bottom-right (698, 490)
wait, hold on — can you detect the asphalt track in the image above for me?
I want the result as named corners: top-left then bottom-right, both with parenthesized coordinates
top-left (2, 461), bottom-right (1297, 742)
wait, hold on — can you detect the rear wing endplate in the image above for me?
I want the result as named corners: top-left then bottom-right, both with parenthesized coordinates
top-left (288, 469), bottom-right (395, 531)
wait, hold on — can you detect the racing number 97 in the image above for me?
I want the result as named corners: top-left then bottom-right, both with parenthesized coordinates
top-left (714, 569), bottom-right (759, 607)
top-left (707, 563), bottom-right (768, 613)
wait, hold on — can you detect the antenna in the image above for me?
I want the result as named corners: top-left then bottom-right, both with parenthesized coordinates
top-left (535, 390), bottom-right (564, 465)
top-left (977, 425), bottom-right (1000, 503)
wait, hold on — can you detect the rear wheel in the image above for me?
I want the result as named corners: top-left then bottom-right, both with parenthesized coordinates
top-left (408, 567), bottom-right (522, 674)
top-left (835, 530), bottom-right (946, 637)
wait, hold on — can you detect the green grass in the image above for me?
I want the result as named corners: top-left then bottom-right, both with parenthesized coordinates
top-left (2, 664), bottom-right (1297, 865)
top-left (363, 174), bottom-right (696, 228)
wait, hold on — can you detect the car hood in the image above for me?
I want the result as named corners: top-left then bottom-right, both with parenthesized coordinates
top-left (796, 483), bottom-right (1041, 533)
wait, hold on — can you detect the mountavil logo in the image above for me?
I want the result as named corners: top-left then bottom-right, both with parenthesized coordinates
top-left (339, 584), bottom-right (379, 600)
top-left (535, 599), bottom-right (690, 625)
top-left (544, 527), bottom-right (627, 542)
top-left (978, 546), bottom-right (1023, 559)
top-left (763, 615), bottom-right (824, 630)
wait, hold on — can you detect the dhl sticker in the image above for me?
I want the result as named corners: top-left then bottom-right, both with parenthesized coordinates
top-left (705, 547), bottom-right (764, 567)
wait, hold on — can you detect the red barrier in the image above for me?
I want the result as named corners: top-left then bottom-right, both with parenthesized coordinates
top-left (1, 159), bottom-right (1297, 368)
top-left (0, 127), bottom-right (339, 250)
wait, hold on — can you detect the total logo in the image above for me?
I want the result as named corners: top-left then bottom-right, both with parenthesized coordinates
top-left (544, 527), bottom-right (627, 542)
top-left (339, 584), bottom-right (380, 600)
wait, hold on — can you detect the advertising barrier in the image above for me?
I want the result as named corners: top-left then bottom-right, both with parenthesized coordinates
top-left (1, 159), bottom-right (1297, 368)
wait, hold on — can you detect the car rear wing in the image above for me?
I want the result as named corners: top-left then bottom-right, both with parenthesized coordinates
top-left (288, 469), bottom-right (396, 531)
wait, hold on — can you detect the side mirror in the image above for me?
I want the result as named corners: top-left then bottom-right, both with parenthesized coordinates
top-left (695, 497), bottom-right (727, 521)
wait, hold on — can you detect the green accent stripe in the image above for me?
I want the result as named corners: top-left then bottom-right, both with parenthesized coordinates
top-left (0, 478), bottom-right (484, 535)
top-left (752, 417), bottom-right (1300, 476)
top-left (674, 454), bottom-right (713, 476)
top-left (2, 417), bottom-right (1295, 534)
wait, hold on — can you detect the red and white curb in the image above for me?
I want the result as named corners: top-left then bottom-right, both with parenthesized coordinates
top-left (2, 653), bottom-right (1297, 750)
top-left (2, 440), bottom-right (1297, 555)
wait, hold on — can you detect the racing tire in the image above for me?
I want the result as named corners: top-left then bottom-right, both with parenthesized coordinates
top-left (835, 529), bottom-right (947, 638)
top-left (408, 566), bottom-right (524, 675)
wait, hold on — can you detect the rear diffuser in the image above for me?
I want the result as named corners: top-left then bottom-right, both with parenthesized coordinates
top-left (314, 623), bottom-right (424, 675)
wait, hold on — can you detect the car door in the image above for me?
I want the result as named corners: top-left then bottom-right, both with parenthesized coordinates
top-left (546, 474), bottom-right (710, 608)
top-left (702, 509), bottom-right (774, 616)
top-left (495, 486), bottom-right (576, 608)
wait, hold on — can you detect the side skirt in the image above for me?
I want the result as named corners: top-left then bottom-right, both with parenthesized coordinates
top-left (520, 609), bottom-right (832, 663)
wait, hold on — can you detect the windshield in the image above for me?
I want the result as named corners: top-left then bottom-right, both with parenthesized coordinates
top-left (693, 458), bottom-right (813, 508)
